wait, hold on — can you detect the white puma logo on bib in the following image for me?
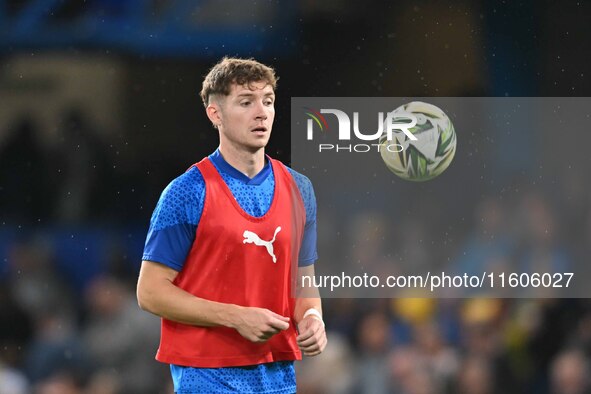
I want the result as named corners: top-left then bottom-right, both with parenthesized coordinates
top-left (242, 226), bottom-right (282, 263)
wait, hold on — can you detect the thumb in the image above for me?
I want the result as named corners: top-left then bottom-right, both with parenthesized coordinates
top-left (298, 316), bottom-right (312, 331)
top-left (268, 312), bottom-right (290, 330)
top-left (270, 312), bottom-right (290, 322)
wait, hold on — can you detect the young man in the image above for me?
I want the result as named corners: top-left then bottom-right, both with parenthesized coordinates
top-left (137, 57), bottom-right (326, 394)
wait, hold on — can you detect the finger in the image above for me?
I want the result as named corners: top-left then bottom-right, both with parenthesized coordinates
top-left (257, 329), bottom-right (280, 342)
top-left (304, 348), bottom-right (320, 356)
top-left (304, 336), bottom-right (327, 356)
top-left (299, 327), bottom-right (325, 348)
top-left (296, 328), bottom-right (314, 344)
top-left (296, 323), bottom-right (318, 342)
top-left (297, 321), bottom-right (322, 343)
top-left (305, 349), bottom-right (322, 357)
top-left (298, 332), bottom-right (321, 348)
top-left (268, 316), bottom-right (290, 331)
top-left (261, 326), bottom-right (281, 336)
top-left (250, 335), bottom-right (269, 343)
top-left (300, 330), bottom-right (327, 351)
top-left (301, 344), bottom-right (320, 354)
top-left (302, 343), bottom-right (321, 356)
top-left (270, 311), bottom-right (290, 322)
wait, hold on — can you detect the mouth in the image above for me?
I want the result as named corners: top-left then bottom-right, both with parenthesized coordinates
top-left (251, 126), bottom-right (268, 133)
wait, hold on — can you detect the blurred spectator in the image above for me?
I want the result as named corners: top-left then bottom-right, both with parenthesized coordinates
top-left (390, 320), bottom-right (458, 394)
top-left (323, 298), bottom-right (360, 340)
top-left (0, 117), bottom-right (53, 223)
top-left (51, 108), bottom-right (115, 224)
top-left (413, 322), bottom-right (459, 389)
top-left (454, 355), bottom-right (494, 394)
top-left (25, 309), bottom-right (87, 384)
top-left (33, 372), bottom-right (82, 394)
top-left (392, 298), bottom-right (436, 328)
top-left (353, 311), bottom-right (392, 393)
top-left (296, 332), bottom-right (354, 394)
top-left (345, 212), bottom-right (390, 276)
top-left (550, 349), bottom-right (591, 394)
top-left (570, 309), bottom-right (591, 355)
top-left (514, 193), bottom-right (571, 290)
top-left (451, 197), bottom-right (513, 281)
top-left (395, 217), bottom-right (432, 274)
top-left (526, 299), bottom-right (584, 392)
top-left (460, 299), bottom-right (519, 393)
top-left (0, 361), bottom-right (28, 394)
top-left (81, 275), bottom-right (162, 394)
top-left (84, 370), bottom-right (120, 394)
top-left (0, 280), bottom-right (33, 368)
top-left (8, 237), bottom-right (75, 320)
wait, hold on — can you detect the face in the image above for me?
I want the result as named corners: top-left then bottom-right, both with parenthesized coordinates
top-left (208, 81), bottom-right (275, 153)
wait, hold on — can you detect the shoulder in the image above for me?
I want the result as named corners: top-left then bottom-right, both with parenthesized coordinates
top-left (282, 165), bottom-right (316, 220)
top-left (283, 165), bottom-right (314, 194)
top-left (161, 165), bottom-right (205, 199)
top-left (151, 166), bottom-right (205, 229)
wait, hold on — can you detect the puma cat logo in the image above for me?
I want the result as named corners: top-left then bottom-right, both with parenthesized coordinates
top-left (242, 226), bottom-right (282, 263)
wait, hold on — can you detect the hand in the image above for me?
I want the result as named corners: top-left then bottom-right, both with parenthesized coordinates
top-left (232, 307), bottom-right (290, 343)
top-left (297, 315), bottom-right (327, 356)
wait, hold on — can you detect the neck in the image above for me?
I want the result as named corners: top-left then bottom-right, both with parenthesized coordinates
top-left (218, 143), bottom-right (266, 178)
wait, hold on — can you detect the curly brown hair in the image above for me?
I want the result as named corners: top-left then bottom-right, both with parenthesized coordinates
top-left (200, 57), bottom-right (278, 107)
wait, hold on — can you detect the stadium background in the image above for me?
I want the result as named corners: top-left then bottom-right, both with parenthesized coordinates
top-left (0, 0), bottom-right (590, 393)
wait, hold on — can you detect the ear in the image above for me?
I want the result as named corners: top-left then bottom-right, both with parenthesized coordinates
top-left (205, 102), bottom-right (222, 128)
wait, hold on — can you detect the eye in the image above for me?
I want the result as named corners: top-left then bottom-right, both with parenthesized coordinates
top-left (264, 99), bottom-right (274, 106)
top-left (240, 101), bottom-right (251, 107)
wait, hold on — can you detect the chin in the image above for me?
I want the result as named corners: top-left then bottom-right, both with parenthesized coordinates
top-left (251, 138), bottom-right (270, 148)
top-left (245, 142), bottom-right (268, 152)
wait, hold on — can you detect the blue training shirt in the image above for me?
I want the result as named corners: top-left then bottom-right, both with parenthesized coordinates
top-left (143, 149), bottom-right (318, 394)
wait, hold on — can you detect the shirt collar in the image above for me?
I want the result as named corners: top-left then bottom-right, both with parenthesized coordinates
top-left (209, 148), bottom-right (272, 186)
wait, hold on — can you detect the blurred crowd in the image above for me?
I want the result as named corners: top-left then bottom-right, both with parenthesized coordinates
top-left (294, 174), bottom-right (591, 393)
top-left (2, 214), bottom-right (591, 394)
top-left (0, 112), bottom-right (169, 393)
top-left (1, 1), bottom-right (590, 392)
top-left (0, 111), bottom-right (152, 226)
top-left (1, 109), bottom-right (590, 394)
top-left (0, 270), bottom-right (166, 394)
top-left (299, 296), bottom-right (591, 394)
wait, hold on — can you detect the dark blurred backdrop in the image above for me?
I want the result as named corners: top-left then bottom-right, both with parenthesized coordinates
top-left (0, 1), bottom-right (590, 393)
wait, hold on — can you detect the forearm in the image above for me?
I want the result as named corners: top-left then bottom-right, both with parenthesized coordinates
top-left (295, 264), bottom-right (323, 323)
top-left (137, 261), bottom-right (241, 328)
top-left (294, 293), bottom-right (322, 323)
top-left (139, 283), bottom-right (240, 327)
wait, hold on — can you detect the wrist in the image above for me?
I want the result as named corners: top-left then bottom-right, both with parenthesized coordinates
top-left (219, 304), bottom-right (243, 329)
top-left (303, 308), bottom-right (324, 327)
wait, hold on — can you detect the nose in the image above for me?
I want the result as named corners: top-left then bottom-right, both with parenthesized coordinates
top-left (254, 101), bottom-right (268, 121)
